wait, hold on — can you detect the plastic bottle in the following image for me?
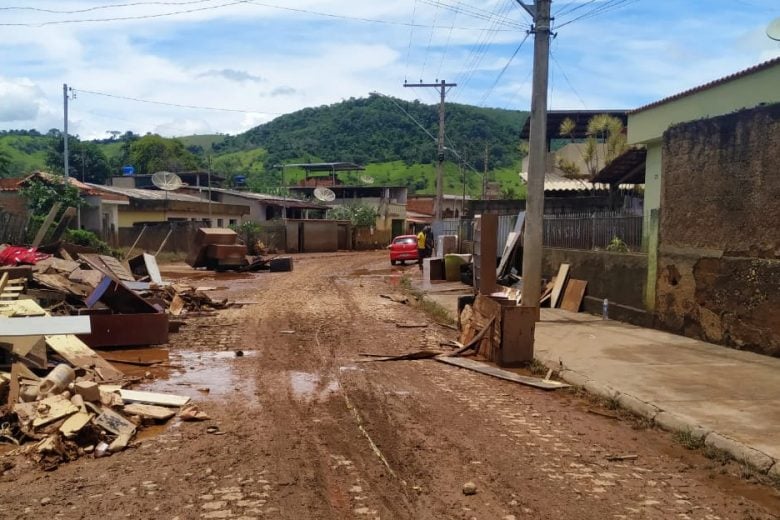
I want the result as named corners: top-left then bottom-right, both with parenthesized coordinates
top-left (37, 364), bottom-right (75, 396)
top-left (602, 298), bottom-right (609, 320)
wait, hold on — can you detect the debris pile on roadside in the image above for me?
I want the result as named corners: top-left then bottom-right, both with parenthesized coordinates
top-left (0, 241), bottom-right (225, 470)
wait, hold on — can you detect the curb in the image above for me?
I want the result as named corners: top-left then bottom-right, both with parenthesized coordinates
top-left (539, 359), bottom-right (779, 476)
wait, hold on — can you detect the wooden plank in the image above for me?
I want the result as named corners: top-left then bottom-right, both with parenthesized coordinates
top-left (0, 335), bottom-right (45, 358)
top-left (142, 253), bottom-right (163, 284)
top-left (123, 403), bottom-right (176, 421)
top-left (60, 412), bottom-right (94, 438)
top-left (436, 356), bottom-right (570, 390)
top-left (560, 279), bottom-right (588, 313)
top-left (48, 206), bottom-right (77, 244)
top-left (479, 214), bottom-right (498, 295)
top-left (31, 202), bottom-right (62, 248)
top-left (8, 362), bottom-right (21, 405)
top-left (0, 316), bottom-right (92, 336)
top-left (99, 255), bottom-right (135, 282)
top-left (0, 273), bottom-right (8, 295)
top-left (550, 264), bottom-right (570, 309)
top-left (0, 299), bottom-right (47, 317)
top-left (119, 389), bottom-right (190, 407)
top-left (32, 394), bottom-right (79, 428)
top-left (46, 334), bottom-right (124, 381)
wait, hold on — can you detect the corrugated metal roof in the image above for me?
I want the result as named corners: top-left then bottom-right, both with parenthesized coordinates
top-left (0, 178), bottom-right (21, 191)
top-left (87, 183), bottom-right (207, 202)
top-left (192, 187), bottom-right (325, 210)
top-left (520, 171), bottom-right (608, 192)
top-left (592, 148), bottom-right (646, 184)
top-left (630, 56), bottom-right (780, 115)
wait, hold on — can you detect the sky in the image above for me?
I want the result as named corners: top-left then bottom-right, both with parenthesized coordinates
top-left (0, 0), bottom-right (778, 140)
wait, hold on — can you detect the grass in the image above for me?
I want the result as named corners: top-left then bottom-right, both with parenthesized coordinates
top-left (396, 273), bottom-right (455, 325)
top-left (528, 358), bottom-right (549, 376)
top-left (673, 429), bottom-right (705, 451)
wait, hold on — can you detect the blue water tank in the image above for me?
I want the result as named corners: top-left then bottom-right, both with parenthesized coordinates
top-left (122, 166), bottom-right (135, 176)
top-left (233, 175), bottom-right (247, 186)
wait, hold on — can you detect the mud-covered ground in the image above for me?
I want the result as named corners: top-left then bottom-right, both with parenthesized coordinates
top-left (0, 251), bottom-right (778, 519)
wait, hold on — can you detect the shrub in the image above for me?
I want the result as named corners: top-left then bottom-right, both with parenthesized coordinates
top-left (63, 229), bottom-right (114, 255)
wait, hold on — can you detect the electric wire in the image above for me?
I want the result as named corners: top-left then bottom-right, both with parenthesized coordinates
top-left (553, 0), bottom-right (598, 19)
top-left (436, 4), bottom-right (459, 80)
top-left (404, 0), bottom-right (419, 82)
top-left (71, 88), bottom-right (283, 114)
top-left (555, 0), bottom-right (639, 29)
top-left (550, 50), bottom-right (588, 108)
top-left (0, 0), bottom-right (217, 14)
top-left (418, 0), bottom-right (529, 30)
top-left (420, 0), bottom-right (443, 79)
top-left (478, 30), bottom-right (530, 106)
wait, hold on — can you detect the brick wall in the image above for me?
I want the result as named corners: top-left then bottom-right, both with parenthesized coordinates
top-left (657, 103), bottom-right (780, 356)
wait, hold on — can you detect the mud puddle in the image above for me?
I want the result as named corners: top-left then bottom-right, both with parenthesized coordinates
top-left (289, 371), bottom-right (340, 401)
top-left (141, 350), bottom-right (257, 401)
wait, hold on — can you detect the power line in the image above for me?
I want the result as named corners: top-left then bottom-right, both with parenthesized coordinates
top-left (0, 0), bottom-right (522, 30)
top-left (436, 5), bottom-right (459, 79)
top-left (555, 0), bottom-right (640, 30)
top-left (420, 0), bottom-right (443, 79)
top-left (418, 0), bottom-right (529, 30)
top-left (550, 50), bottom-right (588, 108)
top-left (405, 0), bottom-right (419, 82)
top-left (0, 0), bottom-right (217, 14)
top-left (0, 0), bottom-right (247, 26)
top-left (553, 0), bottom-right (598, 18)
top-left (478, 31), bottom-right (531, 106)
top-left (71, 88), bottom-right (283, 114)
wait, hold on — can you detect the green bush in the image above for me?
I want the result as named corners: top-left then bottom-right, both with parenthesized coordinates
top-left (606, 236), bottom-right (629, 253)
top-left (63, 229), bottom-right (114, 255)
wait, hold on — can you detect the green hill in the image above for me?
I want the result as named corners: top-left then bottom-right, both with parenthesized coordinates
top-left (1, 96), bottom-right (529, 198)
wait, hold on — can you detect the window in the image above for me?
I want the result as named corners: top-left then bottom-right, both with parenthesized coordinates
top-left (217, 218), bottom-right (224, 227)
top-left (229, 219), bottom-right (237, 226)
top-left (393, 237), bottom-right (416, 245)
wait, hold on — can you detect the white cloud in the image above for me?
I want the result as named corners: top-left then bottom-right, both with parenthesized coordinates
top-left (0, 78), bottom-right (45, 122)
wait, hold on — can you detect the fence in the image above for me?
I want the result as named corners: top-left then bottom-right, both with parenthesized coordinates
top-left (433, 213), bottom-right (522, 255)
top-left (0, 211), bottom-right (32, 246)
top-left (543, 210), bottom-right (643, 252)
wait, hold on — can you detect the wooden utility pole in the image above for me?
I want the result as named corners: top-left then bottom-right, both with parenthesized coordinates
top-left (482, 143), bottom-right (490, 199)
top-left (403, 80), bottom-right (457, 220)
top-left (518, 0), bottom-right (552, 318)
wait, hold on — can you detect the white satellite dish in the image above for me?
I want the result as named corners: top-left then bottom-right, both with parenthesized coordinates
top-left (151, 171), bottom-right (183, 191)
top-left (360, 175), bottom-right (375, 184)
top-left (313, 186), bottom-right (337, 202)
top-left (768, 17), bottom-right (780, 41)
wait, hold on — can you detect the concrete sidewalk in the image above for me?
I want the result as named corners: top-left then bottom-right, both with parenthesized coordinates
top-left (535, 309), bottom-right (780, 476)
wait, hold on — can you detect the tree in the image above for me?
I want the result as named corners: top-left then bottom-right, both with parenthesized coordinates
top-left (558, 114), bottom-right (628, 180)
top-left (19, 177), bottom-right (84, 217)
top-left (327, 203), bottom-right (378, 227)
top-left (0, 145), bottom-right (11, 178)
top-left (46, 135), bottom-right (112, 184)
top-left (129, 134), bottom-right (202, 175)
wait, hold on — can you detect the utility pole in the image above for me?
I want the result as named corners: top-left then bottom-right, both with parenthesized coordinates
top-left (482, 143), bottom-right (489, 199)
top-left (403, 79), bottom-right (456, 220)
top-left (517, 0), bottom-right (552, 315)
top-left (63, 83), bottom-right (81, 228)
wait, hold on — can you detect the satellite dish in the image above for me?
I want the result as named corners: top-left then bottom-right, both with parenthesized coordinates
top-left (360, 175), bottom-right (375, 184)
top-left (313, 186), bottom-right (336, 202)
top-left (151, 171), bottom-right (183, 191)
top-left (768, 17), bottom-right (780, 41)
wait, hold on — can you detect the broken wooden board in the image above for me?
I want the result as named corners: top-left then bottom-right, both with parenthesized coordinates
top-left (0, 299), bottom-right (47, 317)
top-left (31, 202), bottom-right (62, 248)
top-left (68, 268), bottom-right (105, 288)
top-left (435, 356), bottom-right (570, 390)
top-left (550, 264), bottom-right (570, 308)
top-left (94, 407), bottom-right (136, 436)
top-left (85, 275), bottom-right (159, 314)
top-left (560, 279), bottom-right (588, 313)
top-left (33, 273), bottom-right (91, 298)
top-left (169, 294), bottom-right (185, 317)
top-left (0, 316), bottom-right (91, 336)
top-left (119, 389), bottom-right (190, 407)
top-left (123, 403), bottom-right (176, 421)
top-left (32, 394), bottom-right (79, 428)
top-left (60, 412), bottom-right (94, 438)
top-left (46, 334), bottom-right (124, 381)
top-left (0, 335), bottom-right (47, 368)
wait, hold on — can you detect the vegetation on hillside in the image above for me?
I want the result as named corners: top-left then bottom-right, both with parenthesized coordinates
top-left (0, 95), bottom-right (530, 198)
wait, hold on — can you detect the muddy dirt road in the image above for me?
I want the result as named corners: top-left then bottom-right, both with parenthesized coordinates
top-left (1, 251), bottom-right (778, 519)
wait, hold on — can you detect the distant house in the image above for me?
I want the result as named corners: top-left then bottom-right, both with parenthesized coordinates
top-left (407, 194), bottom-right (470, 219)
top-left (108, 171), bottom-right (225, 189)
top-left (86, 183), bottom-right (250, 229)
top-left (180, 186), bottom-right (326, 221)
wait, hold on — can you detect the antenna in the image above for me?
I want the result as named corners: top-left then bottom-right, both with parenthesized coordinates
top-left (313, 186), bottom-right (337, 202)
top-left (768, 17), bottom-right (780, 41)
top-left (360, 175), bottom-right (375, 185)
top-left (150, 171), bottom-right (183, 223)
top-left (151, 171), bottom-right (183, 191)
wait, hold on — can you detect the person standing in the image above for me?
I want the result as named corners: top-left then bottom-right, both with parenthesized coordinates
top-left (417, 227), bottom-right (427, 269)
top-left (424, 225), bottom-right (435, 258)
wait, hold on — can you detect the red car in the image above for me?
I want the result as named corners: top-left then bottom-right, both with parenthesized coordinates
top-left (389, 235), bottom-right (419, 265)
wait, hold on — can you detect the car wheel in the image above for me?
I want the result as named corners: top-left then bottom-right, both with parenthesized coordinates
top-left (391, 260), bottom-right (397, 265)
top-left (400, 260), bottom-right (405, 265)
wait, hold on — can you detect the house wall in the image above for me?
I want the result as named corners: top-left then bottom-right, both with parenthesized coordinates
top-left (118, 209), bottom-right (243, 227)
top-left (656, 104), bottom-right (780, 357)
top-left (542, 248), bottom-right (651, 326)
top-left (301, 221), bottom-right (338, 252)
top-left (0, 192), bottom-right (27, 216)
top-left (213, 192), bottom-right (267, 221)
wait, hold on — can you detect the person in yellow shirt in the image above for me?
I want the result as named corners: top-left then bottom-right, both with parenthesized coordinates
top-left (417, 228), bottom-right (426, 269)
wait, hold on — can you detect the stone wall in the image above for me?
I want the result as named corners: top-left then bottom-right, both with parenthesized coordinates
top-left (657, 103), bottom-right (780, 356)
top-left (542, 248), bottom-right (650, 326)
